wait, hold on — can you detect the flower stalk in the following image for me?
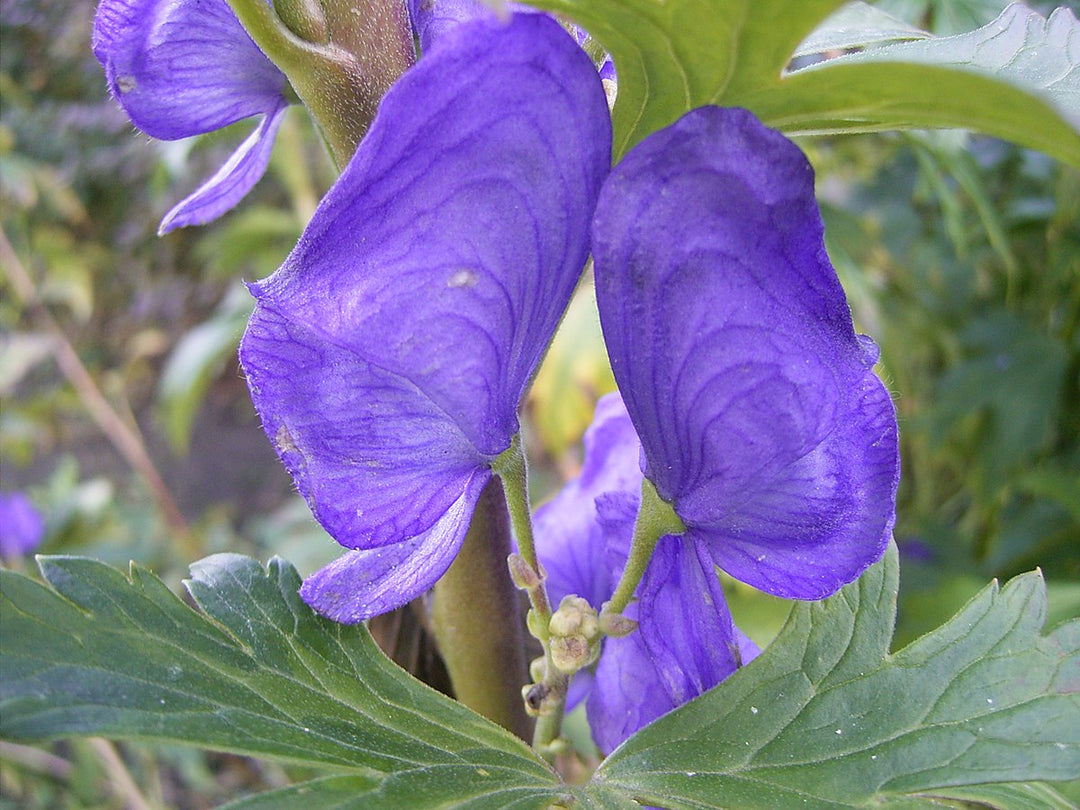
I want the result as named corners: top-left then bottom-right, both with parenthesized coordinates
top-left (430, 477), bottom-right (531, 740)
top-left (602, 477), bottom-right (685, 621)
top-left (493, 435), bottom-right (568, 759)
top-left (226, 0), bottom-right (413, 166)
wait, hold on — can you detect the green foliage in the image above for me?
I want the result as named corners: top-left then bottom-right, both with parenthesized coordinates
top-left (3, 547), bottom-right (1076, 807)
top-left (158, 285), bottom-right (255, 454)
top-left (817, 128), bottom-right (1080, 605)
top-left (531, 0), bottom-right (1080, 163)
top-left (592, 543), bottom-right (1079, 808)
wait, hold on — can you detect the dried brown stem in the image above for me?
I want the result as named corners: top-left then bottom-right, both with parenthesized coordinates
top-left (0, 226), bottom-right (189, 537)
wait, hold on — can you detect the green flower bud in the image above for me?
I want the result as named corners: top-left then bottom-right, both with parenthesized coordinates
top-left (548, 595), bottom-right (602, 674)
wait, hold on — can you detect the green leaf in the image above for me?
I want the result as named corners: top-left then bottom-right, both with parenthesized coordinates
top-left (530, 0), bottom-right (846, 156)
top-left (791, 1), bottom-right (930, 58)
top-left (917, 781), bottom-right (1078, 809)
top-left (216, 773), bottom-right (639, 809)
top-left (530, 0), bottom-right (1080, 165)
top-left (588, 542), bottom-right (1080, 808)
top-left (764, 4), bottom-right (1080, 166)
top-left (0, 555), bottom-right (570, 805)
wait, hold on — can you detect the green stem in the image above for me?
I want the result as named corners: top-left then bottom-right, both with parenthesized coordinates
top-left (430, 477), bottom-right (531, 740)
top-left (493, 435), bottom-right (567, 760)
top-left (226, 0), bottom-right (413, 167)
top-left (604, 478), bottom-right (686, 616)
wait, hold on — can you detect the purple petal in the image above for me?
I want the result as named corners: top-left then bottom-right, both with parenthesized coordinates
top-left (0, 492), bottom-right (45, 559)
top-left (593, 106), bottom-right (899, 600)
top-left (241, 305), bottom-right (485, 550)
top-left (635, 537), bottom-right (745, 703)
top-left (158, 101), bottom-right (288, 234)
top-left (587, 623), bottom-right (672, 754)
top-left (588, 535), bottom-right (746, 753)
top-left (535, 393), bottom-right (642, 608)
top-left (408, 0), bottom-right (493, 53)
top-left (92, 0), bottom-right (288, 141)
top-left (300, 473), bottom-right (489, 623)
top-left (241, 14), bottom-right (610, 551)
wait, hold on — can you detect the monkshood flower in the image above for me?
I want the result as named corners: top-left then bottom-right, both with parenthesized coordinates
top-left (593, 106), bottom-right (900, 603)
top-left (0, 492), bottom-right (46, 560)
top-left (536, 393), bottom-right (759, 754)
top-left (239, 13), bottom-right (611, 623)
top-left (93, 0), bottom-right (292, 233)
top-left (407, 0), bottom-right (490, 52)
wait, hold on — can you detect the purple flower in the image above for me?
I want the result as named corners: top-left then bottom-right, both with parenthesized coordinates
top-left (239, 13), bottom-right (611, 623)
top-left (92, 0), bottom-right (293, 233)
top-left (537, 394), bottom-right (759, 754)
top-left (407, 0), bottom-right (492, 53)
top-left (593, 106), bottom-right (900, 602)
top-left (0, 492), bottom-right (46, 560)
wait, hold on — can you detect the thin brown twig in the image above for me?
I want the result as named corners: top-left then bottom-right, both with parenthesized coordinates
top-left (89, 739), bottom-right (157, 810)
top-left (0, 226), bottom-right (189, 536)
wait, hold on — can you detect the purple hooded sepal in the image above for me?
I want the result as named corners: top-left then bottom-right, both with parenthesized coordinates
top-left (92, 0), bottom-right (292, 231)
top-left (0, 492), bottom-right (46, 559)
top-left (593, 106), bottom-right (899, 601)
top-left (240, 13), bottom-right (610, 595)
top-left (535, 394), bottom-right (759, 752)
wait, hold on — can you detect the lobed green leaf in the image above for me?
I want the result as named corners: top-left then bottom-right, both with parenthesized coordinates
top-left (0, 554), bottom-right (566, 805)
top-left (587, 542), bottom-right (1080, 808)
top-left (531, 0), bottom-right (1080, 164)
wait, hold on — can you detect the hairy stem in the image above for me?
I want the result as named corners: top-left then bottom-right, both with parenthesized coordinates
top-left (493, 435), bottom-right (570, 760)
top-left (431, 477), bottom-right (532, 740)
top-left (227, 0), bottom-right (413, 167)
top-left (604, 477), bottom-right (685, 616)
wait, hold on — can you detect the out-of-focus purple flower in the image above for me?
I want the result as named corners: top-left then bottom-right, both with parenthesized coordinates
top-left (536, 393), bottom-right (759, 753)
top-left (0, 492), bottom-right (45, 560)
top-left (239, 13), bottom-right (611, 623)
top-left (593, 106), bottom-right (900, 602)
top-left (92, 0), bottom-right (292, 233)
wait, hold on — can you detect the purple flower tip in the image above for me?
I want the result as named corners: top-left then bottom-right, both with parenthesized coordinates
top-left (593, 106), bottom-right (900, 602)
top-left (0, 492), bottom-right (46, 559)
top-left (240, 13), bottom-right (611, 622)
top-left (92, 0), bottom-right (291, 231)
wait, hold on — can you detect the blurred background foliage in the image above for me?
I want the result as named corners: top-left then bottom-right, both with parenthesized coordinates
top-left (1, 0), bottom-right (1077, 805)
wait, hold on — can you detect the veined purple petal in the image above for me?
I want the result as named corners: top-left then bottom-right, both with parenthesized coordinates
top-left (588, 535), bottom-right (754, 754)
top-left (241, 305), bottom-right (485, 549)
top-left (92, 0), bottom-right (288, 140)
top-left (535, 393), bottom-right (641, 608)
top-left (407, 0), bottom-right (494, 53)
top-left (241, 14), bottom-right (609, 552)
top-left (300, 473), bottom-right (489, 622)
top-left (158, 101), bottom-right (288, 234)
top-left (0, 492), bottom-right (45, 559)
top-left (93, 0), bottom-right (291, 229)
top-left (593, 106), bottom-right (899, 600)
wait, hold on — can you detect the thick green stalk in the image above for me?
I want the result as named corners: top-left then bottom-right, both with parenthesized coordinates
top-left (431, 477), bottom-right (532, 740)
top-left (226, 0), bottom-right (413, 167)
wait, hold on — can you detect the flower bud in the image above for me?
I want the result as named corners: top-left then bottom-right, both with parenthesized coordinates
top-left (599, 602), bottom-right (639, 637)
top-left (507, 552), bottom-right (543, 590)
top-left (548, 595), bottom-right (602, 674)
